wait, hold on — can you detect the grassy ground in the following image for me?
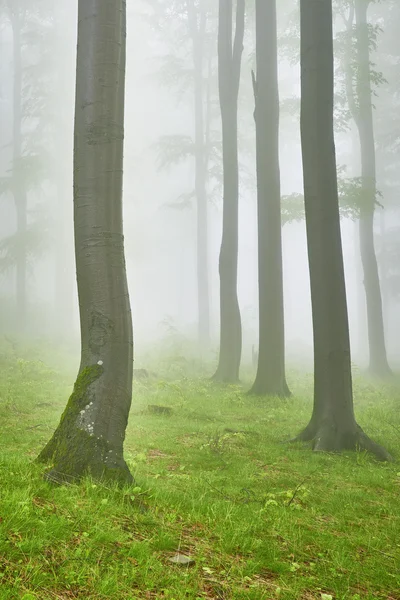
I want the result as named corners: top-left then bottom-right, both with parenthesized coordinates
top-left (0, 341), bottom-right (399, 599)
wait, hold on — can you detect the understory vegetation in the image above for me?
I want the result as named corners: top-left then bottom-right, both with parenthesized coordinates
top-left (0, 341), bottom-right (399, 600)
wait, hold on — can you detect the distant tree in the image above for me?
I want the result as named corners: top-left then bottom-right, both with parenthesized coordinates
top-left (295, 0), bottom-right (390, 460)
top-left (212, 0), bottom-right (245, 383)
top-left (338, 0), bottom-right (391, 377)
top-left (8, 1), bottom-right (28, 330)
top-left (187, 0), bottom-right (211, 349)
top-left (0, 0), bottom-right (60, 331)
top-left (37, 0), bottom-right (134, 485)
top-left (146, 0), bottom-right (218, 349)
top-left (249, 0), bottom-right (290, 397)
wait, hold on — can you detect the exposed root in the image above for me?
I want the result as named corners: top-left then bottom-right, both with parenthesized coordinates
top-left (289, 420), bottom-right (393, 462)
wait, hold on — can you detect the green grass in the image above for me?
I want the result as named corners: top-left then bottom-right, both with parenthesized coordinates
top-left (0, 342), bottom-right (399, 599)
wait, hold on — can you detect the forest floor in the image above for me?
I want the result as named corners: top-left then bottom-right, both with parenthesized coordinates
top-left (0, 340), bottom-right (399, 600)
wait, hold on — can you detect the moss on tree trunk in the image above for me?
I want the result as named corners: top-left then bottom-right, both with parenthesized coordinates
top-left (37, 365), bottom-right (133, 485)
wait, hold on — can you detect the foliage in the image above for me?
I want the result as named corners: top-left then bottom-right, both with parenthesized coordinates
top-left (281, 166), bottom-right (384, 225)
top-left (0, 345), bottom-right (399, 598)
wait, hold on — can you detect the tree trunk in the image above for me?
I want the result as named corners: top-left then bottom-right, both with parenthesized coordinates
top-left (295, 0), bottom-right (391, 461)
top-left (212, 0), bottom-right (244, 383)
top-left (249, 0), bottom-right (290, 397)
top-left (354, 0), bottom-right (391, 377)
top-left (10, 3), bottom-right (27, 332)
top-left (37, 0), bottom-right (134, 485)
top-left (187, 0), bottom-right (211, 350)
top-left (379, 208), bottom-right (389, 333)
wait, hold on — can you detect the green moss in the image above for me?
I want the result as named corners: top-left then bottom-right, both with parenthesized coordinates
top-left (35, 364), bottom-right (133, 486)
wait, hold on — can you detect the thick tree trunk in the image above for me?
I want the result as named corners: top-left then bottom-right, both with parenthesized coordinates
top-left (354, 0), bottom-right (391, 378)
top-left (212, 0), bottom-right (244, 383)
top-left (295, 0), bottom-right (391, 461)
top-left (37, 0), bottom-right (134, 485)
top-left (187, 0), bottom-right (211, 350)
top-left (10, 5), bottom-right (27, 332)
top-left (249, 0), bottom-right (290, 397)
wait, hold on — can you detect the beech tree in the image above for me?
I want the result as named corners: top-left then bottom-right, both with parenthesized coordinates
top-left (295, 0), bottom-right (391, 460)
top-left (249, 0), bottom-right (290, 397)
top-left (213, 0), bottom-right (245, 383)
top-left (336, 0), bottom-right (391, 377)
top-left (353, 0), bottom-right (391, 377)
top-left (37, 0), bottom-right (134, 485)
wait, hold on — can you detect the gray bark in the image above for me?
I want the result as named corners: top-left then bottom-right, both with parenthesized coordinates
top-left (343, 1), bottom-right (391, 377)
top-left (213, 0), bottom-right (244, 383)
top-left (37, 0), bottom-right (134, 485)
top-left (295, 0), bottom-right (391, 461)
top-left (354, 0), bottom-right (391, 377)
top-left (249, 0), bottom-right (290, 397)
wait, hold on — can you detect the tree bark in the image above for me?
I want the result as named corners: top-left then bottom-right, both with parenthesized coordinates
top-left (212, 0), bottom-right (244, 383)
top-left (354, 0), bottom-right (391, 377)
top-left (37, 0), bottom-right (135, 485)
top-left (187, 0), bottom-right (211, 350)
top-left (249, 0), bottom-right (290, 397)
top-left (295, 0), bottom-right (391, 461)
top-left (10, 2), bottom-right (27, 332)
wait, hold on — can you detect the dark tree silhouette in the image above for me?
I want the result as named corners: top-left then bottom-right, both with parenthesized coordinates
top-left (249, 0), bottom-right (290, 397)
top-left (37, 0), bottom-right (135, 484)
top-left (354, 0), bottom-right (391, 377)
top-left (294, 0), bottom-right (391, 460)
top-left (213, 0), bottom-right (245, 383)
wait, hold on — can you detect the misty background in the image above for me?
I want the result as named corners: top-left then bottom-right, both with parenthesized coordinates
top-left (0, 0), bottom-right (399, 370)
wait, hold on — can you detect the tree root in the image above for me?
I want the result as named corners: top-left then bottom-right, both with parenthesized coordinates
top-left (288, 421), bottom-right (393, 462)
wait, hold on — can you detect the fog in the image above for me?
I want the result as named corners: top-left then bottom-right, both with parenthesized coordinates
top-left (1, 0), bottom-right (399, 371)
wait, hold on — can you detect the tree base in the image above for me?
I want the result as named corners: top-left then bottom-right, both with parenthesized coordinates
top-left (211, 367), bottom-right (240, 384)
top-left (289, 419), bottom-right (392, 461)
top-left (37, 432), bottom-right (134, 487)
top-left (36, 365), bottom-right (134, 487)
top-left (367, 363), bottom-right (393, 380)
top-left (248, 378), bottom-right (291, 398)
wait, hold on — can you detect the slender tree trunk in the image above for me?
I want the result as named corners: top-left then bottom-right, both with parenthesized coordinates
top-left (37, 0), bottom-right (134, 485)
top-left (213, 0), bottom-right (244, 383)
top-left (10, 4), bottom-right (27, 332)
top-left (351, 0), bottom-right (391, 377)
top-left (249, 0), bottom-right (290, 397)
top-left (379, 208), bottom-right (389, 333)
top-left (294, 0), bottom-right (390, 461)
top-left (187, 0), bottom-right (210, 350)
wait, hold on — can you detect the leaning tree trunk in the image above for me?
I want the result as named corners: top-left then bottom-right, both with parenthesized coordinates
top-left (10, 4), bottom-right (28, 332)
top-left (354, 0), bottom-right (391, 377)
top-left (187, 0), bottom-right (211, 350)
top-left (37, 0), bottom-right (135, 485)
top-left (295, 0), bottom-right (391, 461)
top-left (249, 0), bottom-right (290, 397)
top-left (212, 0), bottom-right (244, 383)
